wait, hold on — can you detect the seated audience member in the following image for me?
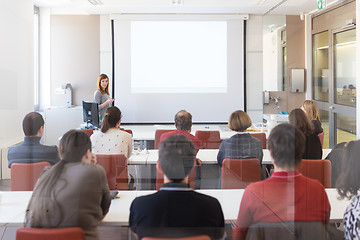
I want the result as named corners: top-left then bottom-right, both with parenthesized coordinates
top-left (233, 124), bottom-right (330, 240)
top-left (289, 109), bottom-right (322, 159)
top-left (325, 142), bottom-right (347, 187)
top-left (25, 130), bottom-right (111, 240)
top-left (8, 112), bottom-right (60, 168)
top-left (337, 140), bottom-right (360, 239)
top-left (160, 110), bottom-right (202, 152)
top-left (217, 110), bottom-right (263, 167)
top-left (91, 106), bottom-right (132, 158)
top-left (129, 135), bottom-right (225, 239)
top-left (302, 100), bottom-right (323, 135)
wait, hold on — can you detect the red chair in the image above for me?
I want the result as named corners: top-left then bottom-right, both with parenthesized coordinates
top-left (16, 227), bottom-right (85, 240)
top-left (121, 129), bottom-right (133, 136)
top-left (80, 129), bottom-right (93, 137)
top-left (250, 133), bottom-right (267, 149)
top-left (221, 158), bottom-right (261, 189)
top-left (195, 130), bottom-right (221, 149)
top-left (318, 132), bottom-right (324, 148)
top-left (154, 129), bottom-right (174, 149)
top-left (143, 235), bottom-right (211, 240)
top-left (11, 162), bottom-right (50, 191)
top-left (156, 159), bottom-right (198, 190)
top-left (297, 159), bottom-right (331, 188)
top-left (96, 154), bottom-right (128, 190)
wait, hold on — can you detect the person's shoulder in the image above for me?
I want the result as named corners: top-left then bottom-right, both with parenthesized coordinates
top-left (132, 191), bottom-right (159, 206)
top-left (191, 191), bottom-right (222, 206)
top-left (299, 174), bottom-right (326, 191)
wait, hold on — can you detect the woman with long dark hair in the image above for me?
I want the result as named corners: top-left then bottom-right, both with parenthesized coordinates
top-left (25, 130), bottom-right (111, 240)
top-left (289, 108), bottom-right (322, 159)
top-left (90, 106), bottom-right (132, 158)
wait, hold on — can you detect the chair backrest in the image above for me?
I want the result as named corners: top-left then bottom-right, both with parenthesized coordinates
top-left (11, 162), bottom-right (50, 191)
top-left (16, 227), bottom-right (85, 240)
top-left (154, 130), bottom-right (174, 149)
top-left (318, 132), bottom-right (324, 148)
top-left (96, 154), bottom-right (128, 190)
top-left (80, 129), bottom-right (94, 137)
top-left (221, 158), bottom-right (261, 189)
top-left (121, 129), bottom-right (133, 136)
top-left (297, 159), bottom-right (331, 188)
top-left (195, 131), bottom-right (221, 149)
top-left (244, 221), bottom-right (329, 240)
top-left (250, 133), bottom-right (267, 149)
top-left (143, 235), bottom-right (211, 240)
top-left (156, 159), bottom-right (197, 190)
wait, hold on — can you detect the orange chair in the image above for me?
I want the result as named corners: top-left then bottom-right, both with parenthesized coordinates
top-left (250, 133), bottom-right (267, 149)
top-left (96, 154), bottom-right (128, 190)
top-left (121, 129), bottom-right (133, 136)
top-left (11, 162), bottom-right (50, 191)
top-left (154, 129), bottom-right (174, 149)
top-left (16, 227), bottom-right (85, 240)
top-left (80, 129), bottom-right (93, 137)
top-left (195, 130), bottom-right (221, 149)
top-left (143, 235), bottom-right (211, 240)
top-left (221, 158), bottom-right (261, 189)
top-left (297, 159), bottom-right (331, 188)
top-left (156, 159), bottom-right (198, 190)
top-left (318, 132), bottom-right (324, 148)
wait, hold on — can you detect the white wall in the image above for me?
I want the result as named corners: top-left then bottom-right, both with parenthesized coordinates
top-left (50, 15), bottom-right (100, 107)
top-left (0, 0), bottom-right (34, 148)
top-left (246, 15), bottom-right (263, 123)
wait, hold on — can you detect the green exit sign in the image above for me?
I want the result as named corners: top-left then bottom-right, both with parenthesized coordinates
top-left (318, 0), bottom-right (326, 10)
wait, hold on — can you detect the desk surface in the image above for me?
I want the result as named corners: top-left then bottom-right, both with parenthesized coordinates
top-left (128, 149), bottom-right (332, 165)
top-left (0, 188), bottom-right (350, 225)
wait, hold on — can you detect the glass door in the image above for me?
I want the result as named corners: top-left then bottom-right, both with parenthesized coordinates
top-left (312, 28), bottom-right (356, 148)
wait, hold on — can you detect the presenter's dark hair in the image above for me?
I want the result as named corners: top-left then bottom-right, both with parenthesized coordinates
top-left (289, 109), bottom-right (314, 136)
top-left (268, 123), bottom-right (305, 169)
top-left (101, 106), bottom-right (122, 133)
top-left (337, 140), bottom-right (360, 200)
top-left (159, 135), bottom-right (196, 182)
top-left (228, 110), bottom-right (252, 132)
top-left (97, 73), bottom-right (110, 95)
top-left (22, 112), bottom-right (45, 137)
top-left (25, 130), bottom-right (91, 227)
top-left (175, 110), bottom-right (192, 131)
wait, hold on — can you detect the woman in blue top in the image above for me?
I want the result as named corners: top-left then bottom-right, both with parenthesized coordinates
top-left (94, 74), bottom-right (114, 120)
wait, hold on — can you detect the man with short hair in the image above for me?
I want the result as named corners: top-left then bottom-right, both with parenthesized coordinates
top-left (8, 112), bottom-right (60, 168)
top-left (160, 110), bottom-right (202, 151)
top-left (233, 123), bottom-right (330, 240)
top-left (129, 135), bottom-right (225, 239)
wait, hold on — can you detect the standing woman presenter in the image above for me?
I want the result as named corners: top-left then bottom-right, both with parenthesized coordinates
top-left (94, 74), bottom-right (114, 120)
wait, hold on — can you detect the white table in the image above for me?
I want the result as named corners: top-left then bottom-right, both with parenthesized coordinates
top-left (0, 189), bottom-right (351, 224)
top-left (129, 149), bottom-right (333, 165)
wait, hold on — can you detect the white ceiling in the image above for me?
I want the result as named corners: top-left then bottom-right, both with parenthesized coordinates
top-left (34, 0), bottom-right (340, 15)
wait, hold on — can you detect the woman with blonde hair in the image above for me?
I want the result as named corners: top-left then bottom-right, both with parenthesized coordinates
top-left (301, 100), bottom-right (323, 134)
top-left (94, 73), bottom-right (114, 120)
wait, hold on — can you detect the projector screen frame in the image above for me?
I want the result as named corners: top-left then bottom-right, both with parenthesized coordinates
top-left (111, 15), bottom-right (248, 124)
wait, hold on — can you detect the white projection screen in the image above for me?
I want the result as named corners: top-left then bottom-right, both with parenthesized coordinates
top-left (113, 16), bottom-right (245, 123)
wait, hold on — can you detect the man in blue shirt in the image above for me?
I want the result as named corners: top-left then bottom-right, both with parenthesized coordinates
top-left (8, 112), bottom-right (60, 168)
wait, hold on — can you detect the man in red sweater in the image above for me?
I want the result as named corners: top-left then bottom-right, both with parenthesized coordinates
top-left (233, 123), bottom-right (331, 240)
top-left (160, 110), bottom-right (202, 152)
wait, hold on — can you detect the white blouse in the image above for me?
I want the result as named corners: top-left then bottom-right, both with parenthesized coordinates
top-left (90, 128), bottom-right (132, 158)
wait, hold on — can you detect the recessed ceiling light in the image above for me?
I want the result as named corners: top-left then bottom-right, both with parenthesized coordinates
top-left (253, 0), bottom-right (267, 5)
top-left (88, 0), bottom-right (103, 5)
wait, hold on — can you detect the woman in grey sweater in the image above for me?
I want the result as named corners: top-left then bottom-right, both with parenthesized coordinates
top-left (94, 73), bottom-right (114, 120)
top-left (25, 130), bottom-right (111, 240)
